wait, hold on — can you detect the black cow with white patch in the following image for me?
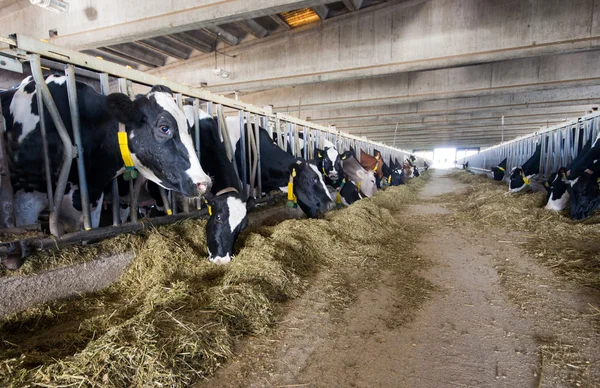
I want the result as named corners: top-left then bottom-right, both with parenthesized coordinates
top-left (567, 134), bottom-right (600, 219)
top-left (1, 75), bottom-right (211, 234)
top-left (226, 117), bottom-right (332, 218)
top-left (508, 144), bottom-right (541, 193)
top-left (314, 139), bottom-right (342, 185)
top-left (542, 138), bottom-right (592, 212)
top-left (491, 158), bottom-right (507, 181)
top-left (183, 107), bottom-right (248, 264)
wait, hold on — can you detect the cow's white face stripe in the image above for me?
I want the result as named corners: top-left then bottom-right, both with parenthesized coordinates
top-left (151, 92), bottom-right (209, 187)
top-left (309, 164), bottom-right (332, 200)
top-left (545, 191), bottom-right (569, 211)
top-left (227, 196), bottom-right (247, 233)
top-left (11, 81), bottom-right (39, 143)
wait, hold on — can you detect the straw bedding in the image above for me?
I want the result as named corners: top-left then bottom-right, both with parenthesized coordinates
top-left (0, 175), bottom-right (428, 387)
top-left (444, 170), bottom-right (600, 289)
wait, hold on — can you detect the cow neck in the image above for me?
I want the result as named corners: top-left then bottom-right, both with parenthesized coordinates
top-left (117, 123), bottom-right (137, 180)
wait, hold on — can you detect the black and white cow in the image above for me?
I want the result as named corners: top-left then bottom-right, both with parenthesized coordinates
top-left (381, 159), bottom-right (403, 186)
top-left (1, 75), bottom-right (211, 233)
top-left (183, 107), bottom-right (248, 264)
top-left (226, 117), bottom-right (332, 218)
top-left (314, 141), bottom-right (362, 206)
top-left (413, 166), bottom-right (420, 178)
top-left (508, 144), bottom-right (541, 193)
top-left (542, 138), bottom-right (592, 212)
top-left (341, 148), bottom-right (378, 197)
top-left (314, 139), bottom-right (342, 185)
top-left (423, 161), bottom-right (429, 171)
top-left (491, 158), bottom-right (507, 181)
top-left (567, 134), bottom-right (600, 219)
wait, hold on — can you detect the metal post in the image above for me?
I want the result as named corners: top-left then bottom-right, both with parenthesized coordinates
top-left (117, 78), bottom-right (139, 223)
top-left (30, 54), bottom-right (73, 237)
top-left (254, 114), bottom-right (263, 197)
top-left (303, 126), bottom-right (308, 160)
top-left (99, 73), bottom-right (121, 226)
top-left (238, 109), bottom-right (248, 200)
top-left (34, 83), bottom-right (54, 214)
top-left (175, 93), bottom-right (189, 214)
top-left (0, 108), bottom-right (16, 228)
top-left (65, 64), bottom-right (93, 230)
top-left (193, 98), bottom-right (202, 210)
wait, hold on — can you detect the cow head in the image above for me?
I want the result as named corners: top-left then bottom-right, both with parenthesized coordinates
top-left (544, 167), bottom-right (570, 211)
top-left (568, 172), bottom-right (600, 220)
top-left (315, 142), bottom-right (342, 182)
top-left (491, 166), bottom-right (506, 181)
top-left (508, 167), bottom-right (531, 193)
top-left (205, 189), bottom-right (248, 264)
top-left (340, 151), bottom-right (377, 197)
top-left (491, 158), bottom-right (507, 181)
top-left (292, 160), bottom-right (333, 218)
top-left (413, 167), bottom-right (420, 177)
top-left (107, 85), bottom-right (211, 198)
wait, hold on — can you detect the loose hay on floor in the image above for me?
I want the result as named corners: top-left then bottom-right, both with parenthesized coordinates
top-left (0, 174), bottom-right (429, 388)
top-left (445, 170), bottom-right (600, 289)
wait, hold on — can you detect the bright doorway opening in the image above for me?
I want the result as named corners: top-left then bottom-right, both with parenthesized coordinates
top-left (432, 148), bottom-right (457, 169)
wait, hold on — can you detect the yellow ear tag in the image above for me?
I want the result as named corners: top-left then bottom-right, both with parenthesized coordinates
top-left (373, 164), bottom-right (378, 172)
top-left (357, 181), bottom-right (361, 191)
top-left (336, 191), bottom-right (342, 204)
top-left (287, 168), bottom-right (297, 204)
top-left (207, 205), bottom-right (213, 216)
top-left (388, 175), bottom-right (391, 184)
top-left (544, 181), bottom-right (550, 188)
top-left (318, 152), bottom-right (322, 158)
top-left (523, 176), bottom-right (530, 185)
top-left (322, 167), bottom-right (327, 176)
top-left (498, 167), bottom-right (505, 172)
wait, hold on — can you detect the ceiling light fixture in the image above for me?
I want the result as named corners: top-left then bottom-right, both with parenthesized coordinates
top-left (212, 68), bottom-right (229, 78)
top-left (30, 0), bottom-right (69, 14)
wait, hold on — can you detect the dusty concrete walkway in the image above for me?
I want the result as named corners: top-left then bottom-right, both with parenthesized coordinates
top-left (196, 170), bottom-right (599, 388)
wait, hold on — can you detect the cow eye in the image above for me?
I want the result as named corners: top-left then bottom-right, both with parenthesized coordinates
top-left (216, 214), bottom-right (222, 221)
top-left (160, 125), bottom-right (170, 134)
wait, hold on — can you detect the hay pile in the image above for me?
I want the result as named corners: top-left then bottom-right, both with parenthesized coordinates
top-left (445, 170), bottom-right (600, 289)
top-left (0, 176), bottom-right (427, 387)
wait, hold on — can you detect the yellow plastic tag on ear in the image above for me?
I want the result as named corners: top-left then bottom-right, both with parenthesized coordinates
top-left (336, 191), bottom-right (341, 204)
top-left (388, 175), bottom-right (391, 184)
top-left (318, 152), bottom-right (322, 158)
top-left (357, 181), bottom-right (361, 191)
top-left (166, 209), bottom-right (173, 215)
top-left (322, 167), bottom-right (327, 176)
top-left (207, 205), bottom-right (212, 216)
top-left (544, 181), bottom-right (549, 188)
top-left (373, 164), bottom-right (378, 172)
top-left (523, 176), bottom-right (530, 185)
top-left (292, 168), bottom-right (297, 178)
top-left (498, 167), bottom-right (505, 172)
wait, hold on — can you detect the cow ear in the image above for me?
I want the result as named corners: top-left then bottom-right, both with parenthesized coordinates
top-left (315, 147), bottom-right (324, 159)
top-left (340, 151), bottom-right (351, 160)
top-left (106, 93), bottom-right (142, 125)
top-left (150, 84), bottom-right (173, 95)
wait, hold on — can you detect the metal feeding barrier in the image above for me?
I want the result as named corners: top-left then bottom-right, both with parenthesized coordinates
top-left (0, 34), bottom-right (414, 261)
top-left (458, 111), bottom-right (600, 179)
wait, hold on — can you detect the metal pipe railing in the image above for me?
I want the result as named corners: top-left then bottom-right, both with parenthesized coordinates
top-left (0, 107), bottom-right (15, 228)
top-left (65, 64), bottom-right (93, 230)
top-left (30, 54), bottom-right (74, 237)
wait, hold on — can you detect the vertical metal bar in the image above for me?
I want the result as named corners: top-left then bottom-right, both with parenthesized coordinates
top-left (254, 114), bottom-right (263, 197)
top-left (99, 73), bottom-right (120, 225)
top-left (303, 126), bottom-right (308, 160)
top-left (238, 110), bottom-right (248, 200)
top-left (193, 99), bottom-right (202, 210)
top-left (117, 78), bottom-right (139, 223)
top-left (30, 54), bottom-right (73, 237)
top-left (276, 119), bottom-right (283, 150)
top-left (294, 124), bottom-right (301, 157)
top-left (206, 101), bottom-right (213, 117)
top-left (35, 83), bottom-right (54, 213)
top-left (0, 107), bottom-right (16, 228)
top-left (65, 65), bottom-right (93, 230)
top-left (175, 93), bottom-right (189, 214)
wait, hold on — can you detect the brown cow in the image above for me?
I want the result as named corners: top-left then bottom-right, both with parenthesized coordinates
top-left (360, 150), bottom-right (384, 181)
